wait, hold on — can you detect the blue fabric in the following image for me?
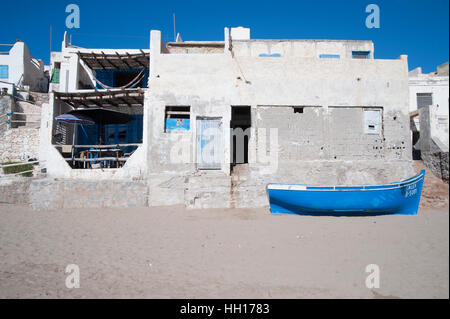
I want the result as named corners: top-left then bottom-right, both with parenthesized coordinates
top-left (95, 69), bottom-right (149, 89)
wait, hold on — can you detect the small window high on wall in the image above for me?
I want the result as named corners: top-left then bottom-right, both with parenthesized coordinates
top-left (352, 51), bottom-right (370, 59)
top-left (364, 109), bottom-right (381, 134)
top-left (165, 106), bottom-right (190, 132)
top-left (416, 93), bottom-right (433, 109)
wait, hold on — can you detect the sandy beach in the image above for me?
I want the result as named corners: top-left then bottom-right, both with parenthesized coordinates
top-left (0, 201), bottom-right (448, 299)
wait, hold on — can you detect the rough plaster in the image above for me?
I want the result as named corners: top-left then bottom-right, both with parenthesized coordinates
top-left (34, 29), bottom-right (415, 209)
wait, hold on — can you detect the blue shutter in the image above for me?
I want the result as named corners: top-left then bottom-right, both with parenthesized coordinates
top-left (0, 65), bottom-right (8, 79)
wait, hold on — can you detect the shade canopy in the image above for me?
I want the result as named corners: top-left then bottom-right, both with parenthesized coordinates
top-left (67, 108), bottom-right (134, 125)
top-left (55, 113), bottom-right (95, 125)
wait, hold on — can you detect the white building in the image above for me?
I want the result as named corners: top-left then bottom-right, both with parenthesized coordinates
top-left (409, 62), bottom-right (449, 154)
top-left (0, 41), bottom-right (48, 95)
top-left (36, 27), bottom-right (415, 209)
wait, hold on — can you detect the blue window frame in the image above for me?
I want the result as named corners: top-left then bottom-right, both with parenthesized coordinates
top-left (352, 51), bottom-right (371, 59)
top-left (0, 65), bottom-right (8, 79)
top-left (319, 54), bottom-right (340, 59)
top-left (258, 53), bottom-right (281, 57)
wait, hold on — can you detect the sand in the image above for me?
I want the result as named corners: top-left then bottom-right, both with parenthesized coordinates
top-left (0, 160), bottom-right (448, 299)
top-left (414, 160), bottom-right (449, 209)
top-left (0, 203), bottom-right (448, 299)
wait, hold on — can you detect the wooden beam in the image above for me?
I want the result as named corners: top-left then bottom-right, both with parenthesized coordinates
top-left (101, 51), bottom-right (121, 69)
top-left (91, 51), bottom-right (106, 69)
top-left (115, 52), bottom-right (133, 69)
top-left (127, 51), bottom-right (146, 68)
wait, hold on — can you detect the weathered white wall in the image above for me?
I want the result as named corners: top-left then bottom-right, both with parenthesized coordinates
top-left (409, 66), bottom-right (449, 151)
top-left (0, 41), bottom-right (45, 93)
top-left (146, 29), bottom-right (413, 207)
top-left (38, 94), bottom-right (147, 180)
top-left (232, 39), bottom-right (374, 58)
top-left (409, 70), bottom-right (449, 116)
top-left (56, 40), bottom-right (150, 93)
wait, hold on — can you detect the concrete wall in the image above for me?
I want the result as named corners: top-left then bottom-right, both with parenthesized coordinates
top-left (29, 178), bottom-right (148, 210)
top-left (38, 95), bottom-right (148, 180)
top-left (416, 105), bottom-right (449, 183)
top-left (146, 29), bottom-right (413, 208)
top-left (35, 29), bottom-right (414, 210)
top-left (232, 39), bottom-right (374, 59)
top-left (0, 127), bottom-right (40, 162)
top-left (0, 178), bottom-right (34, 204)
top-left (0, 95), bottom-right (40, 162)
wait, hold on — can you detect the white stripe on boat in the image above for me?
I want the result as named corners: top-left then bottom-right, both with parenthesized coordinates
top-left (267, 184), bottom-right (307, 191)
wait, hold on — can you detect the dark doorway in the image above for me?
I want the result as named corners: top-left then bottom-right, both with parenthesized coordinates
top-left (230, 106), bottom-right (251, 169)
top-left (412, 131), bottom-right (422, 160)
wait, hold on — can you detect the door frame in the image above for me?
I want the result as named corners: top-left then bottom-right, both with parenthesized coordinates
top-left (196, 116), bottom-right (223, 170)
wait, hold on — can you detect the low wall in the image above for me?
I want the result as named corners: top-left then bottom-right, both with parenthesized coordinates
top-left (0, 127), bottom-right (40, 162)
top-left (0, 177), bottom-right (34, 204)
top-left (29, 179), bottom-right (148, 210)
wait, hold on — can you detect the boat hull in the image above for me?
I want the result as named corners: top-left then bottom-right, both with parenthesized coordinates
top-left (267, 170), bottom-right (425, 216)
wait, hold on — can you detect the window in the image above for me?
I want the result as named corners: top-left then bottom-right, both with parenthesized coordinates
top-left (416, 93), bottom-right (433, 109)
top-left (258, 53), bottom-right (281, 57)
top-left (0, 65), bottom-right (8, 79)
top-left (352, 51), bottom-right (370, 59)
top-left (364, 109), bottom-right (381, 134)
top-left (165, 106), bottom-right (190, 132)
top-left (319, 54), bottom-right (340, 59)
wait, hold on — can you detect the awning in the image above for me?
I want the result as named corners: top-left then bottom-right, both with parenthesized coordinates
top-left (77, 50), bottom-right (149, 70)
top-left (55, 113), bottom-right (95, 125)
top-left (54, 88), bottom-right (144, 108)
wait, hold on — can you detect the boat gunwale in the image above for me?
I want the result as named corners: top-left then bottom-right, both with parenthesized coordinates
top-left (266, 170), bottom-right (425, 192)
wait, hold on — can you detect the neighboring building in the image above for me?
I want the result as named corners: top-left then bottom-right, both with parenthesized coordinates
top-left (409, 62), bottom-right (449, 182)
top-left (0, 41), bottom-right (48, 95)
top-left (37, 27), bottom-right (414, 209)
top-left (1, 41), bottom-right (48, 164)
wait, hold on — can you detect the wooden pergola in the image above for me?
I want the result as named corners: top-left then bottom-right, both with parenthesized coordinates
top-left (54, 88), bottom-right (144, 108)
top-left (76, 50), bottom-right (149, 70)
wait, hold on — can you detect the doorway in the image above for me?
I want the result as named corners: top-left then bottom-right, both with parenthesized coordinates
top-left (196, 118), bottom-right (222, 169)
top-left (230, 106), bottom-right (251, 170)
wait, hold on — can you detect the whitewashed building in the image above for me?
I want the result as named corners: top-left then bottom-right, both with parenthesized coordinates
top-left (0, 41), bottom-right (47, 95)
top-left (35, 27), bottom-right (415, 209)
top-left (409, 62), bottom-right (449, 182)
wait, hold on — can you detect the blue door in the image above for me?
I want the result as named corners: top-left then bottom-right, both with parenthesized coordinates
top-left (197, 118), bottom-right (222, 169)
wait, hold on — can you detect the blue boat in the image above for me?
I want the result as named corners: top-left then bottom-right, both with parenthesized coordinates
top-left (267, 170), bottom-right (425, 216)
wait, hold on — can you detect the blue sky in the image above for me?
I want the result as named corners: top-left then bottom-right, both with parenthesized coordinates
top-left (1, 0), bottom-right (448, 73)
